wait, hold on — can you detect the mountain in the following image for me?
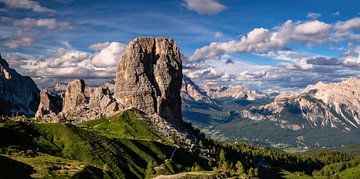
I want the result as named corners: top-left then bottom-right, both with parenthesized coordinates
top-left (204, 83), bottom-right (267, 101)
top-left (181, 77), bottom-right (360, 151)
top-left (181, 75), bottom-right (213, 104)
top-left (242, 77), bottom-right (360, 131)
top-left (0, 54), bottom-right (39, 116)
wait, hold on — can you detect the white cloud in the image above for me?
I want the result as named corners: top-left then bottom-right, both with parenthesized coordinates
top-left (214, 31), bottom-right (224, 39)
top-left (3, 30), bottom-right (34, 49)
top-left (2, 41), bottom-right (128, 86)
top-left (15, 48), bottom-right (117, 85)
top-left (260, 50), bottom-right (315, 62)
top-left (342, 46), bottom-right (360, 66)
top-left (333, 17), bottom-right (360, 41)
top-left (183, 0), bottom-right (226, 15)
top-left (189, 20), bottom-right (331, 62)
top-left (89, 42), bottom-right (111, 51)
top-left (294, 20), bottom-right (330, 35)
top-left (307, 12), bottom-right (321, 20)
top-left (0, 0), bottom-right (55, 13)
top-left (335, 17), bottom-right (360, 31)
top-left (184, 66), bottom-right (223, 80)
top-left (91, 42), bottom-right (126, 67)
top-left (12, 18), bottom-right (71, 29)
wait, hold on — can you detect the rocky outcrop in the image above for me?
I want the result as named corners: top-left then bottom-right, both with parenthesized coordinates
top-left (0, 54), bottom-right (39, 116)
top-left (54, 82), bottom-right (67, 92)
top-left (89, 87), bottom-right (120, 115)
top-left (114, 37), bottom-right (182, 123)
top-left (35, 89), bottom-right (62, 117)
top-left (62, 79), bottom-right (87, 113)
top-left (242, 77), bottom-right (360, 131)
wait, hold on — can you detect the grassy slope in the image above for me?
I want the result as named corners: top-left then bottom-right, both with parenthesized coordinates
top-left (0, 110), bottom-right (209, 178)
top-left (339, 166), bottom-right (360, 178)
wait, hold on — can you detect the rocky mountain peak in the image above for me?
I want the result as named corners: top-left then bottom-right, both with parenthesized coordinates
top-left (243, 77), bottom-right (360, 131)
top-left (181, 75), bottom-right (212, 103)
top-left (35, 89), bottom-right (62, 118)
top-left (0, 54), bottom-right (12, 79)
top-left (203, 83), bottom-right (267, 100)
top-left (62, 79), bottom-right (87, 113)
top-left (114, 37), bottom-right (182, 123)
top-left (0, 55), bottom-right (39, 116)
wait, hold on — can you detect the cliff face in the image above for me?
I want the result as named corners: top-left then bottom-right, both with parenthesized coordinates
top-left (0, 54), bottom-right (39, 116)
top-left (35, 89), bottom-right (62, 118)
top-left (62, 79), bottom-right (87, 113)
top-left (114, 37), bottom-right (183, 123)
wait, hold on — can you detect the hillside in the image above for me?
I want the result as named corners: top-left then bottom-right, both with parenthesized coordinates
top-left (0, 110), bottom-right (210, 178)
top-left (2, 110), bottom-right (360, 178)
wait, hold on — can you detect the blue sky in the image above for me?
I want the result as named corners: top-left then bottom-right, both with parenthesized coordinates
top-left (0, 0), bottom-right (360, 92)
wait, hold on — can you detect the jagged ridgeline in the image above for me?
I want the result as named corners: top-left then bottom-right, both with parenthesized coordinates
top-left (1, 38), bottom-right (359, 178)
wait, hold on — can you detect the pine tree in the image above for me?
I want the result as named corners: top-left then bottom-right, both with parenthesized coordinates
top-left (254, 168), bottom-right (259, 176)
top-left (248, 167), bottom-right (254, 177)
top-left (235, 161), bottom-right (245, 175)
top-left (219, 149), bottom-right (226, 164)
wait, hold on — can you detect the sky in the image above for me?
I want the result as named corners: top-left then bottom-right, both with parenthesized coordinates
top-left (0, 0), bottom-right (360, 92)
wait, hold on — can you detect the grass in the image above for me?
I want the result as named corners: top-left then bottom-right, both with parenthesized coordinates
top-left (1, 153), bottom-right (86, 178)
top-left (0, 109), bottom-right (210, 178)
top-left (78, 110), bottom-right (162, 141)
top-left (279, 170), bottom-right (313, 179)
top-left (338, 165), bottom-right (360, 178)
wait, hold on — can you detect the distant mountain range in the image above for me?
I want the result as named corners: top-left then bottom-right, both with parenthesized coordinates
top-left (181, 75), bottom-right (360, 151)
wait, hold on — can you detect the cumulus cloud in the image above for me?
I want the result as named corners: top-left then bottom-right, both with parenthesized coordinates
top-left (341, 46), bottom-right (360, 66)
top-left (189, 20), bottom-right (331, 62)
top-left (0, 0), bottom-right (55, 13)
top-left (184, 67), bottom-right (223, 80)
top-left (183, 0), bottom-right (226, 15)
top-left (13, 49), bottom-right (116, 86)
top-left (184, 48), bottom-right (360, 93)
top-left (1, 40), bottom-right (128, 86)
top-left (90, 42), bottom-right (126, 67)
top-left (307, 12), bottom-right (321, 19)
top-left (294, 20), bottom-right (330, 35)
top-left (335, 17), bottom-right (360, 31)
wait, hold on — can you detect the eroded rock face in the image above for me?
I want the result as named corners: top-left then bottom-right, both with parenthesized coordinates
top-left (0, 54), bottom-right (39, 116)
top-left (35, 89), bottom-right (62, 117)
top-left (89, 87), bottom-right (120, 115)
top-left (114, 37), bottom-right (182, 122)
top-left (62, 79), bottom-right (86, 113)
